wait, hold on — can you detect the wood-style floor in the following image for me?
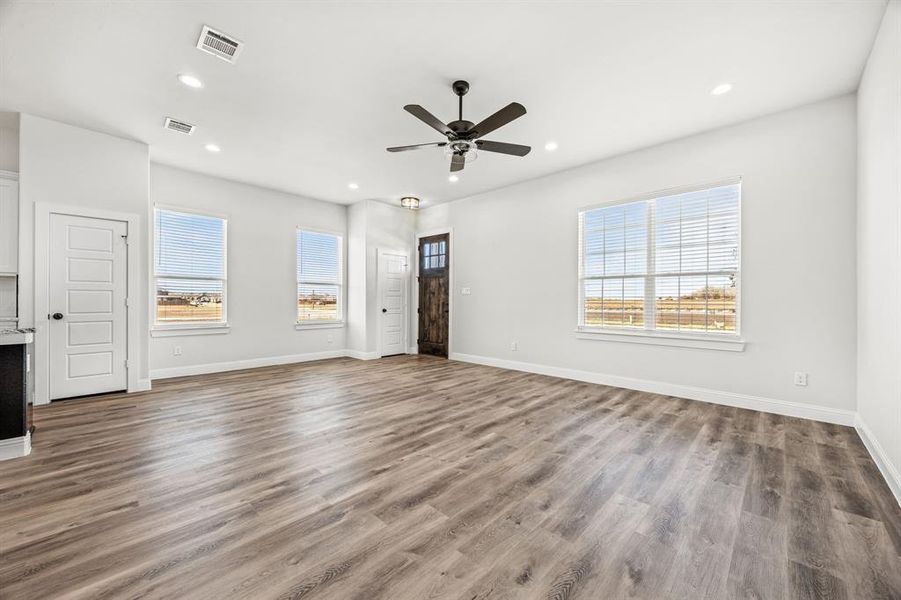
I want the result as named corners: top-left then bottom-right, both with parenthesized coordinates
top-left (1, 356), bottom-right (900, 599)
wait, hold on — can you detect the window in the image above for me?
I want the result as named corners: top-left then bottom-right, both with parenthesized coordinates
top-left (297, 230), bottom-right (343, 323)
top-left (578, 180), bottom-right (740, 336)
top-left (154, 208), bottom-right (227, 326)
top-left (421, 237), bottom-right (447, 271)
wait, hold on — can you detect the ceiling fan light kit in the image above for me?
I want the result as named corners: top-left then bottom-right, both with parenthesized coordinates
top-left (387, 80), bottom-right (531, 173)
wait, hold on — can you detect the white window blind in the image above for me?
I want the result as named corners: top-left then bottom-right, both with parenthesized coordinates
top-left (297, 230), bottom-right (343, 323)
top-left (579, 181), bottom-right (740, 335)
top-left (154, 208), bottom-right (227, 324)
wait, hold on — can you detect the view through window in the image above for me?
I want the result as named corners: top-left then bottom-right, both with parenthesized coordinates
top-left (579, 181), bottom-right (740, 334)
top-left (297, 230), bottom-right (343, 322)
top-left (154, 208), bottom-right (227, 324)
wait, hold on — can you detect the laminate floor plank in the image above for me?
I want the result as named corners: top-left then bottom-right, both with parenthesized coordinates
top-left (0, 355), bottom-right (898, 599)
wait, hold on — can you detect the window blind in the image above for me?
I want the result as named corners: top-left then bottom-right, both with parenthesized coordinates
top-left (297, 230), bottom-right (342, 322)
top-left (154, 208), bottom-right (226, 323)
top-left (579, 181), bottom-right (740, 334)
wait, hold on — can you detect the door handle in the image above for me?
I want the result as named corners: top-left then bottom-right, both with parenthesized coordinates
top-left (382, 308), bottom-right (387, 313)
top-left (51, 312), bottom-right (64, 320)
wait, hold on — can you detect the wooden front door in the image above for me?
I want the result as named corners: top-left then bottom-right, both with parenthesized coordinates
top-left (418, 233), bottom-right (449, 357)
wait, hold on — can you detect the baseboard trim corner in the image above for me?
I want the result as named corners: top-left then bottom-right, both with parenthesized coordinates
top-left (0, 432), bottom-right (31, 461)
top-left (855, 414), bottom-right (901, 507)
top-left (344, 349), bottom-right (380, 361)
top-left (449, 352), bottom-right (856, 426)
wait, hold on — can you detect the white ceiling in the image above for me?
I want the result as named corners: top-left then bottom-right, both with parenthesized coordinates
top-left (0, 1), bottom-right (886, 207)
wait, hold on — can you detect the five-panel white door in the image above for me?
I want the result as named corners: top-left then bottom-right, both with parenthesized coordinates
top-left (378, 251), bottom-right (408, 357)
top-left (49, 214), bottom-right (128, 400)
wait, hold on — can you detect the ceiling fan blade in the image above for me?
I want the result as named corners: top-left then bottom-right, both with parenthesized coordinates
top-left (475, 140), bottom-right (531, 157)
top-left (387, 142), bottom-right (447, 152)
top-left (470, 102), bottom-right (526, 138)
top-left (450, 153), bottom-right (465, 172)
top-left (404, 105), bottom-right (453, 137)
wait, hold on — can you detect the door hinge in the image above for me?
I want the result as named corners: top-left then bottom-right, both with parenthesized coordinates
top-left (124, 297), bottom-right (130, 307)
top-left (125, 359), bottom-right (131, 368)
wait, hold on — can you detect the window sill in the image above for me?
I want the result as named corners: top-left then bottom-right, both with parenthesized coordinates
top-left (575, 327), bottom-right (745, 352)
top-left (295, 321), bottom-right (345, 331)
top-left (151, 323), bottom-right (231, 337)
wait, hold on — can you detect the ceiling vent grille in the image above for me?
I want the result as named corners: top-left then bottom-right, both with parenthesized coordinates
top-left (196, 26), bottom-right (244, 63)
top-left (164, 117), bottom-right (196, 135)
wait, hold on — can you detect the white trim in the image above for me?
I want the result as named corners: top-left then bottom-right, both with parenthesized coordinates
top-left (577, 175), bottom-right (743, 213)
top-left (0, 170), bottom-right (19, 181)
top-left (414, 227), bottom-right (454, 356)
top-left (576, 328), bottom-right (745, 351)
top-left (855, 414), bottom-right (901, 507)
top-left (377, 248), bottom-right (411, 358)
top-left (34, 203), bottom-right (142, 405)
top-left (150, 349), bottom-right (346, 379)
top-left (448, 352), bottom-right (855, 426)
top-left (135, 378), bottom-right (152, 392)
top-left (345, 349), bottom-right (380, 361)
top-left (295, 322), bottom-right (345, 331)
top-left (151, 325), bottom-right (231, 337)
top-left (407, 346), bottom-right (418, 355)
top-left (0, 432), bottom-right (31, 461)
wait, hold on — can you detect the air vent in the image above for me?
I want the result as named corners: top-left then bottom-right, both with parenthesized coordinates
top-left (196, 25), bottom-right (244, 63)
top-left (164, 117), bottom-right (196, 135)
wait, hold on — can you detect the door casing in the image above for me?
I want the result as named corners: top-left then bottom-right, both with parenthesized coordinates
top-left (377, 249), bottom-right (410, 358)
top-left (34, 203), bottom-right (142, 405)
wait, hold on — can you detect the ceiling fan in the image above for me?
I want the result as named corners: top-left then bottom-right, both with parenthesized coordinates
top-left (387, 80), bottom-right (530, 173)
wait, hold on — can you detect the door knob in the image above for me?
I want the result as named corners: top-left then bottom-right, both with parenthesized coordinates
top-left (382, 308), bottom-right (387, 313)
top-left (52, 312), bottom-right (64, 320)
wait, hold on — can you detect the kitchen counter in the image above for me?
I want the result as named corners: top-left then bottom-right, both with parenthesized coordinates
top-left (0, 328), bottom-right (34, 345)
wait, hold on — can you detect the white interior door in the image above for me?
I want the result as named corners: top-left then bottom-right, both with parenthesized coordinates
top-left (49, 214), bottom-right (128, 399)
top-left (378, 251), bottom-right (408, 357)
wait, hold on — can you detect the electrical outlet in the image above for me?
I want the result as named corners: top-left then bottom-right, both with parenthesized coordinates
top-left (461, 287), bottom-right (472, 296)
top-left (510, 340), bottom-right (518, 351)
top-left (173, 345), bottom-right (182, 357)
top-left (793, 371), bottom-right (808, 386)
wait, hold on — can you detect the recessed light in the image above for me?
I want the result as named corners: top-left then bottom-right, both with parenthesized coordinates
top-left (177, 74), bottom-right (204, 89)
top-left (348, 182), bottom-right (359, 190)
top-left (204, 143), bottom-right (221, 153)
top-left (711, 83), bottom-right (733, 96)
top-left (448, 175), bottom-right (459, 183)
top-left (544, 141), bottom-right (558, 151)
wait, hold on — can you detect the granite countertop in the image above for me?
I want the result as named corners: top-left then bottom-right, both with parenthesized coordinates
top-left (0, 328), bottom-right (34, 345)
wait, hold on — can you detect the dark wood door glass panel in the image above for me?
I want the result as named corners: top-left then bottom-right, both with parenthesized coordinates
top-left (418, 233), bottom-right (449, 357)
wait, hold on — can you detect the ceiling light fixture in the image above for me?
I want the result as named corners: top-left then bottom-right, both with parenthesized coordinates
top-left (400, 196), bottom-right (420, 210)
top-left (544, 141), bottom-right (558, 151)
top-left (711, 83), bottom-right (733, 96)
top-left (448, 175), bottom-right (459, 183)
top-left (348, 182), bottom-right (359, 190)
top-left (177, 74), bottom-right (204, 89)
top-left (204, 143), bottom-right (221, 153)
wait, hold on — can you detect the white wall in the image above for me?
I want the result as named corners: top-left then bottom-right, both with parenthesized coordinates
top-left (418, 95), bottom-right (858, 420)
top-left (0, 119), bottom-right (18, 172)
top-left (19, 113), bottom-right (151, 389)
top-left (148, 164), bottom-right (346, 377)
top-left (857, 0), bottom-right (901, 499)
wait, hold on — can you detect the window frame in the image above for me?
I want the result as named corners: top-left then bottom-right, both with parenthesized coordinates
top-left (295, 227), bottom-right (345, 329)
top-left (576, 177), bottom-right (744, 351)
top-left (151, 204), bottom-right (229, 335)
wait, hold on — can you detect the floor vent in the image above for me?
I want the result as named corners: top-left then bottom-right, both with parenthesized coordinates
top-left (163, 117), bottom-right (196, 135)
top-left (196, 25), bottom-right (244, 63)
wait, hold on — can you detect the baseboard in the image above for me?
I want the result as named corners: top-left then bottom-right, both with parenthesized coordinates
top-left (0, 432), bottom-right (31, 461)
top-left (407, 346), bottom-right (419, 355)
top-left (150, 350), bottom-right (347, 380)
top-left (344, 349), bottom-right (380, 361)
top-left (855, 414), bottom-right (901, 507)
top-left (449, 352), bottom-right (856, 426)
top-left (130, 378), bottom-right (152, 392)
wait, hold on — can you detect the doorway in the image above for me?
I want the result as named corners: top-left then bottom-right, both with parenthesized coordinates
top-left (417, 233), bottom-right (449, 357)
top-left (48, 213), bottom-right (128, 399)
top-left (378, 250), bottom-right (409, 357)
